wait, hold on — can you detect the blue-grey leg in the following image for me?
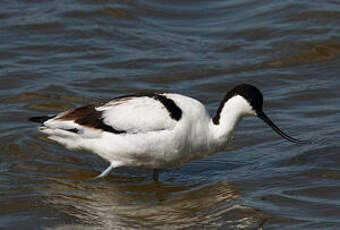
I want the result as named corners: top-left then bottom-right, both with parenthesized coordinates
top-left (96, 161), bottom-right (120, 178)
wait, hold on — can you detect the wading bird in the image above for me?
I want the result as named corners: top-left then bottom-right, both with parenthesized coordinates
top-left (29, 84), bottom-right (306, 181)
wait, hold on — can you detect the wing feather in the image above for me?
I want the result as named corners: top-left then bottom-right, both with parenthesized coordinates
top-left (97, 95), bottom-right (178, 133)
top-left (36, 94), bottom-right (179, 137)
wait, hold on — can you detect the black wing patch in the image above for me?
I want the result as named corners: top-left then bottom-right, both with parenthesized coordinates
top-left (36, 93), bottom-right (182, 134)
top-left (151, 94), bottom-right (182, 121)
top-left (112, 93), bottom-right (182, 121)
top-left (29, 115), bottom-right (56, 124)
top-left (57, 104), bottom-right (126, 134)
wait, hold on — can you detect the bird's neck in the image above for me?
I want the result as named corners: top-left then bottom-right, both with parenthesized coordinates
top-left (210, 95), bottom-right (253, 144)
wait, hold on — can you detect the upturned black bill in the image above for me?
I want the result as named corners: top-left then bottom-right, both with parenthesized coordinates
top-left (257, 111), bottom-right (307, 144)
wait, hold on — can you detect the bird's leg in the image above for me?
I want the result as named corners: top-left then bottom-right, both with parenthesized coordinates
top-left (153, 169), bottom-right (160, 182)
top-left (96, 164), bottom-right (114, 178)
top-left (95, 161), bottom-right (119, 179)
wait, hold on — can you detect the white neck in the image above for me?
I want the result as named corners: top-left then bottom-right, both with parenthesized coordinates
top-left (210, 95), bottom-right (255, 144)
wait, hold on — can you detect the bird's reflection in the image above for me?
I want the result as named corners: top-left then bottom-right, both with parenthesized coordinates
top-left (41, 174), bottom-right (269, 229)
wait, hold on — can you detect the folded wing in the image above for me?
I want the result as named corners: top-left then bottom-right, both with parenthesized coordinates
top-left (97, 94), bottom-right (179, 133)
top-left (37, 94), bottom-right (181, 136)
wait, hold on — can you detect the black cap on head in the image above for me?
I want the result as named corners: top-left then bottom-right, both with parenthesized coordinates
top-left (227, 84), bottom-right (264, 112)
top-left (213, 84), bottom-right (264, 124)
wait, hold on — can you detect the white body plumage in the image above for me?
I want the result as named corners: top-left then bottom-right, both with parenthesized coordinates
top-left (30, 84), bottom-right (305, 179)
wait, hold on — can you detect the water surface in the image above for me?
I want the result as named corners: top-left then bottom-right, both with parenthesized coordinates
top-left (1, 0), bottom-right (340, 229)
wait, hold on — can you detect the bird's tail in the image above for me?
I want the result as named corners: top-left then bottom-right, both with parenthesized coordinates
top-left (28, 115), bottom-right (56, 124)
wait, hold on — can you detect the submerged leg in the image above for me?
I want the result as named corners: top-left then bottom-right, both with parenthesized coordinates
top-left (96, 161), bottom-right (119, 179)
top-left (153, 169), bottom-right (160, 182)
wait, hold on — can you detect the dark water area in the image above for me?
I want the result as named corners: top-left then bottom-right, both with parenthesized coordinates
top-left (1, 0), bottom-right (340, 229)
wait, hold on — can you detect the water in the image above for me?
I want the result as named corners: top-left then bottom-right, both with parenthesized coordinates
top-left (1, 0), bottom-right (340, 229)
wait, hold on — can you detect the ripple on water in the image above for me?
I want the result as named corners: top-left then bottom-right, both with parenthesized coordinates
top-left (1, 0), bottom-right (340, 228)
top-left (39, 179), bottom-right (269, 229)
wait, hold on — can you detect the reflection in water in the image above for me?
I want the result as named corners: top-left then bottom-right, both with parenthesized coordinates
top-left (42, 178), bottom-right (268, 229)
top-left (1, 0), bottom-right (340, 228)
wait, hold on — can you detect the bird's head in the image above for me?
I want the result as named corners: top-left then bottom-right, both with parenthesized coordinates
top-left (214, 84), bottom-right (307, 144)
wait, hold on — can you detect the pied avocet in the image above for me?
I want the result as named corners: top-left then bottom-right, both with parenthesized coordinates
top-left (29, 84), bottom-right (306, 180)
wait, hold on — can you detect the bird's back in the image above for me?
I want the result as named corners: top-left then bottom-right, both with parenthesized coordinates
top-left (32, 93), bottom-right (214, 169)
